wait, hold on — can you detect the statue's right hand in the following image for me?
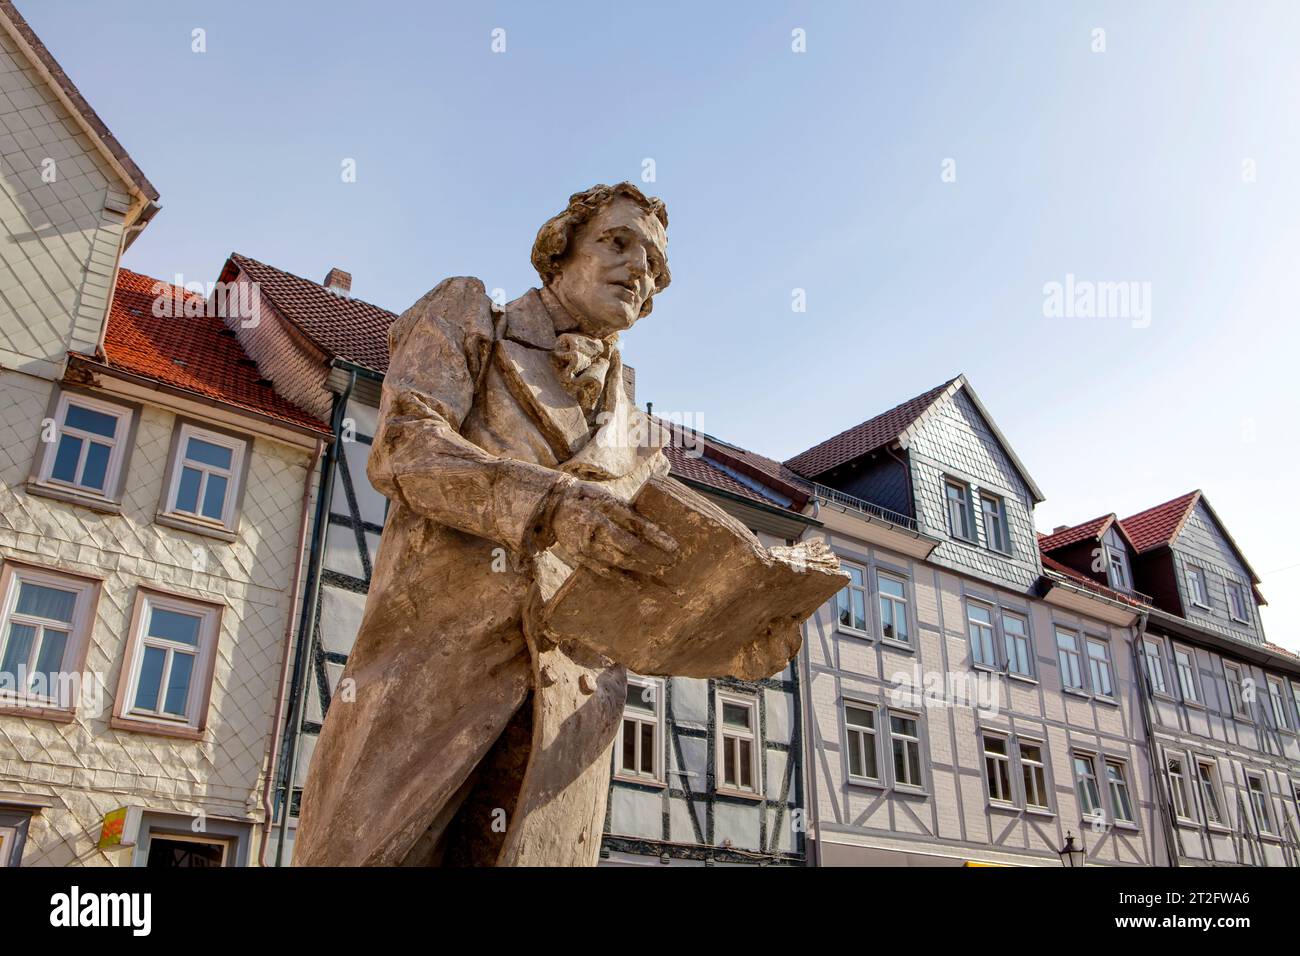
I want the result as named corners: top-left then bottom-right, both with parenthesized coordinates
top-left (548, 481), bottom-right (677, 573)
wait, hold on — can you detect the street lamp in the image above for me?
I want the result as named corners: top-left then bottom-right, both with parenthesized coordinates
top-left (1058, 831), bottom-right (1086, 867)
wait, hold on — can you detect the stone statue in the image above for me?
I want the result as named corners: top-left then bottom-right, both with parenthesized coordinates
top-left (294, 183), bottom-right (843, 866)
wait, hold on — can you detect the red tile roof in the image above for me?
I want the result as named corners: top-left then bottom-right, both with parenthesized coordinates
top-left (85, 269), bottom-right (329, 434)
top-left (1039, 550), bottom-right (1149, 610)
top-left (665, 443), bottom-right (789, 510)
top-left (1120, 491), bottom-right (1201, 553)
top-left (1037, 514), bottom-right (1113, 552)
top-left (785, 378), bottom-right (956, 478)
top-left (224, 253), bottom-right (397, 373)
top-left (661, 423), bottom-right (807, 514)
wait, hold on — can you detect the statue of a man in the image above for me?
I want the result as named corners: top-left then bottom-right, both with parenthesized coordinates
top-left (296, 183), bottom-right (681, 866)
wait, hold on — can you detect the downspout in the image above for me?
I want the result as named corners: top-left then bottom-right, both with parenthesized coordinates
top-left (795, 520), bottom-right (822, 868)
top-left (259, 436), bottom-right (323, 866)
top-left (1130, 610), bottom-right (1180, 867)
top-left (274, 370), bottom-right (356, 865)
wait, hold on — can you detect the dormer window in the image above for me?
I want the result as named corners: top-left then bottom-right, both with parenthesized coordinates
top-left (944, 480), bottom-right (975, 542)
top-left (1226, 581), bottom-right (1250, 623)
top-left (979, 493), bottom-right (1010, 553)
top-left (1187, 566), bottom-right (1210, 608)
top-left (1102, 527), bottom-right (1132, 591)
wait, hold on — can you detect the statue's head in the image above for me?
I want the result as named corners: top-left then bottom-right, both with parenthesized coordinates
top-left (531, 182), bottom-right (670, 336)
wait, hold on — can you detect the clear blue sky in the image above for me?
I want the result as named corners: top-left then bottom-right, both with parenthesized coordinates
top-left (26, 1), bottom-right (1300, 648)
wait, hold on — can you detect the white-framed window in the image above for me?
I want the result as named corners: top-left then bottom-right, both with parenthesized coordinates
top-left (1266, 677), bottom-right (1290, 731)
top-left (835, 563), bottom-right (868, 634)
top-left (1186, 566), bottom-right (1210, 608)
top-left (1292, 681), bottom-right (1300, 730)
top-left (1073, 753), bottom-right (1102, 818)
top-left (1105, 759), bottom-right (1135, 824)
top-left (615, 675), bottom-right (664, 784)
top-left (1142, 638), bottom-right (1169, 696)
top-left (1019, 740), bottom-right (1050, 810)
top-left (118, 590), bottom-right (221, 730)
top-left (1226, 581), bottom-right (1250, 623)
top-left (980, 493), bottom-right (1010, 553)
top-left (0, 564), bottom-right (97, 711)
top-left (1246, 773), bottom-right (1273, 834)
top-left (1086, 637), bottom-right (1114, 698)
top-left (1173, 645), bottom-right (1199, 703)
top-left (843, 702), bottom-right (879, 782)
top-left (715, 690), bottom-right (760, 795)
top-left (35, 391), bottom-right (132, 498)
top-left (144, 831), bottom-right (232, 867)
top-left (1196, 759), bottom-right (1224, 826)
top-left (1224, 662), bottom-right (1246, 717)
top-left (967, 601), bottom-right (996, 668)
top-left (1002, 610), bottom-right (1032, 677)
top-left (1056, 626), bottom-right (1084, 690)
top-left (944, 480), bottom-right (975, 541)
top-left (983, 733), bottom-right (1013, 804)
top-left (877, 572), bottom-right (909, 645)
top-left (1103, 527), bottom-right (1132, 592)
top-left (161, 424), bottom-right (248, 531)
top-left (888, 712), bottom-right (924, 790)
top-left (1167, 755), bottom-right (1193, 821)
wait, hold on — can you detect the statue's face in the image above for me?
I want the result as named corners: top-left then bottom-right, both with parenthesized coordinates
top-left (549, 196), bottom-right (668, 336)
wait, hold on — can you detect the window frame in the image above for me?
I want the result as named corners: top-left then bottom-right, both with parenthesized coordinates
top-left (1223, 661), bottom-right (1247, 718)
top-left (1166, 753), bottom-right (1194, 822)
top-left (1245, 772), bottom-right (1274, 835)
top-left (29, 388), bottom-right (138, 508)
top-left (1056, 626), bottom-right (1085, 692)
top-left (1195, 758), bottom-right (1226, 828)
top-left (1085, 636), bottom-right (1115, 699)
top-left (111, 587), bottom-right (224, 738)
top-left (1186, 565), bottom-right (1210, 609)
top-left (966, 599), bottom-right (997, 670)
top-left (1171, 643), bottom-right (1200, 705)
top-left (1225, 580), bottom-right (1250, 624)
top-left (1265, 676), bottom-right (1291, 732)
top-left (1001, 609), bottom-right (1033, 678)
top-left (714, 688), bottom-right (762, 798)
top-left (1141, 637), bottom-right (1170, 697)
top-left (1072, 752), bottom-right (1103, 820)
top-left (833, 561), bottom-right (870, 637)
top-left (886, 710), bottom-right (926, 793)
top-left (979, 492), bottom-right (1011, 554)
top-left (982, 732), bottom-right (1014, 806)
top-left (842, 700), bottom-right (881, 785)
top-left (614, 675), bottom-right (665, 785)
top-left (1018, 738), bottom-right (1052, 812)
top-left (1103, 527), bottom-right (1133, 592)
top-left (157, 420), bottom-right (252, 538)
top-left (0, 561), bottom-right (100, 719)
top-left (875, 569), bottom-right (912, 647)
top-left (944, 479), bottom-right (976, 543)
top-left (1104, 758), bottom-right (1136, 826)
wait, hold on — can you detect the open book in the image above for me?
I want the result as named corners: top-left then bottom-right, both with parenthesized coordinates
top-left (540, 473), bottom-right (847, 680)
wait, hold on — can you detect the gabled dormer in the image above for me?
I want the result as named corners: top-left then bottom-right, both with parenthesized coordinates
top-left (785, 375), bottom-right (1045, 593)
top-left (1037, 513), bottom-right (1143, 597)
top-left (1119, 490), bottom-right (1266, 645)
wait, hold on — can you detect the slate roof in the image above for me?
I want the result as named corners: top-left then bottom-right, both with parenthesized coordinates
top-left (79, 268), bottom-right (329, 434)
top-left (222, 252), bottom-right (397, 374)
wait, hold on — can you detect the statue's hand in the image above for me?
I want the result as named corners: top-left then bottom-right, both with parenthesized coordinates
top-left (548, 481), bottom-right (677, 573)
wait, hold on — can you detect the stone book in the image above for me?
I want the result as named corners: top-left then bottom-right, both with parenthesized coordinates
top-left (540, 473), bottom-right (847, 680)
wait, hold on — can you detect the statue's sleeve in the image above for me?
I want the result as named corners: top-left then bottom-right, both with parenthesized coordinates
top-left (367, 276), bottom-right (567, 552)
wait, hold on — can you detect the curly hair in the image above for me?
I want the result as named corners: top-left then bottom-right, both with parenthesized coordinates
top-left (530, 182), bottom-right (670, 316)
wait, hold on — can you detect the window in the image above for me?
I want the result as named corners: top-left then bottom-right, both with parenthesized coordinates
top-left (1103, 527), bottom-right (1133, 591)
top-left (877, 573), bottom-right (909, 645)
top-left (716, 691), bottom-right (759, 795)
top-left (146, 833), bottom-right (231, 867)
top-left (1002, 611), bottom-right (1032, 677)
top-left (844, 703), bottom-right (879, 782)
top-left (1292, 682), bottom-right (1300, 730)
top-left (967, 602), bottom-right (996, 668)
top-left (889, 713), bottom-right (924, 790)
top-left (1187, 566), bottom-right (1210, 608)
top-left (835, 563), bottom-right (868, 633)
top-left (34, 391), bottom-right (132, 500)
top-left (0, 809), bottom-right (33, 867)
top-left (0, 564), bottom-right (97, 712)
top-left (161, 423), bottom-right (249, 532)
top-left (615, 676), bottom-right (663, 783)
top-left (983, 734), bottom-right (1013, 804)
top-left (1226, 581), bottom-right (1250, 623)
top-left (1246, 773), bottom-right (1273, 834)
top-left (980, 493), bottom-right (1010, 552)
top-left (1056, 627), bottom-right (1084, 690)
top-left (1224, 662), bottom-right (1246, 717)
top-left (1196, 760), bottom-right (1224, 826)
top-left (945, 480), bottom-right (974, 541)
top-left (1142, 638), bottom-right (1169, 695)
top-left (1020, 741), bottom-right (1050, 810)
top-left (1266, 677), bottom-right (1290, 731)
top-left (116, 590), bottom-right (221, 732)
top-left (1086, 638), bottom-right (1114, 698)
top-left (1073, 754), bottom-right (1102, 817)
top-left (1173, 645), bottom-right (1199, 703)
top-left (1105, 760), bottom-right (1135, 824)
top-left (1167, 755), bottom-right (1193, 820)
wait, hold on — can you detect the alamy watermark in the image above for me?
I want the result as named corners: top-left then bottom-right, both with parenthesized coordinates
top-left (1043, 274), bottom-right (1151, 329)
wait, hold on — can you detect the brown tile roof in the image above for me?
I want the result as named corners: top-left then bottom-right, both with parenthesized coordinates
top-left (78, 268), bottom-right (329, 434)
top-left (0, 1), bottom-right (158, 201)
top-left (1120, 491), bottom-right (1201, 553)
top-left (1037, 515), bottom-right (1113, 552)
top-left (784, 378), bottom-right (956, 478)
top-left (661, 422), bottom-right (808, 514)
top-left (224, 253), bottom-right (397, 373)
top-left (1039, 549), bottom-right (1149, 610)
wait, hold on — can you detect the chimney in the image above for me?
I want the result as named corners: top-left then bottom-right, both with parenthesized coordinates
top-left (1053, 525), bottom-right (1069, 534)
top-left (323, 268), bottom-right (352, 297)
